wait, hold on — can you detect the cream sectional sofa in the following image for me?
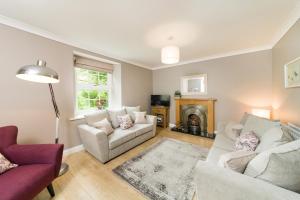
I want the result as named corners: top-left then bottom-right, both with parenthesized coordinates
top-left (78, 108), bottom-right (157, 163)
top-left (195, 114), bottom-right (300, 200)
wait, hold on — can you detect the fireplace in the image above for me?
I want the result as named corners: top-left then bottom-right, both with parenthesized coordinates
top-left (181, 105), bottom-right (207, 135)
top-left (172, 98), bottom-right (216, 138)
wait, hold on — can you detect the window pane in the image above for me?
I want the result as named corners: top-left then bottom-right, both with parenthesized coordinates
top-left (75, 67), bottom-right (110, 113)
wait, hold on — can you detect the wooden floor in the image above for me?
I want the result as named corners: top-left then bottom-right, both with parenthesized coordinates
top-left (34, 128), bottom-right (213, 200)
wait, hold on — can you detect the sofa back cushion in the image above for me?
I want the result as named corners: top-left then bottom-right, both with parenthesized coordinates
top-left (85, 110), bottom-right (109, 126)
top-left (242, 114), bottom-right (280, 138)
top-left (108, 109), bottom-right (126, 128)
top-left (255, 126), bottom-right (284, 153)
top-left (124, 106), bottom-right (140, 121)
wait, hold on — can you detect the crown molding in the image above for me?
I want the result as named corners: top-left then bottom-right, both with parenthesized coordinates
top-left (269, 2), bottom-right (300, 48)
top-left (1, 4), bottom-right (299, 72)
top-left (153, 45), bottom-right (272, 70)
top-left (0, 14), bottom-right (152, 70)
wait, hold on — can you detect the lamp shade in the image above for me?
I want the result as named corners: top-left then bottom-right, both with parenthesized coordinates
top-left (16, 60), bottom-right (59, 83)
top-left (161, 46), bottom-right (180, 64)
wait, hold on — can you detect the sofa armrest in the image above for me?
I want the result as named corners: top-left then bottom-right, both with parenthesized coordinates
top-left (5, 144), bottom-right (63, 177)
top-left (195, 160), bottom-right (300, 200)
top-left (78, 124), bottom-right (109, 163)
top-left (146, 115), bottom-right (157, 135)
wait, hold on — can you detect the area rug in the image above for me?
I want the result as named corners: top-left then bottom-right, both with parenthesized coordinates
top-left (113, 138), bottom-right (209, 200)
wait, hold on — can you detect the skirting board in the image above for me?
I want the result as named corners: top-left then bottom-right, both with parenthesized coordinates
top-left (63, 144), bottom-right (84, 157)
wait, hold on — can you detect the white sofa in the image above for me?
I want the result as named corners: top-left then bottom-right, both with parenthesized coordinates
top-left (78, 109), bottom-right (157, 163)
top-left (195, 114), bottom-right (300, 200)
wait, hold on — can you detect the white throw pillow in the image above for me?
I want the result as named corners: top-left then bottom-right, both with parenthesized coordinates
top-left (0, 153), bottom-right (17, 174)
top-left (134, 111), bottom-right (147, 124)
top-left (108, 109), bottom-right (126, 128)
top-left (255, 126), bottom-right (284, 153)
top-left (117, 114), bottom-right (133, 129)
top-left (225, 122), bottom-right (244, 141)
top-left (218, 150), bottom-right (257, 173)
top-left (124, 106), bottom-right (140, 121)
top-left (244, 139), bottom-right (300, 178)
top-left (85, 110), bottom-right (109, 126)
top-left (92, 118), bottom-right (114, 135)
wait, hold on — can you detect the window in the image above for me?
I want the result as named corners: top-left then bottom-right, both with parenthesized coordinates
top-left (75, 67), bottom-right (111, 114)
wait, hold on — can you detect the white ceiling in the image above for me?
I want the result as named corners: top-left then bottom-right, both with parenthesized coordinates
top-left (0, 0), bottom-right (299, 69)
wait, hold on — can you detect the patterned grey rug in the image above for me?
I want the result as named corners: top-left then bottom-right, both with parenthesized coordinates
top-left (113, 138), bottom-right (208, 200)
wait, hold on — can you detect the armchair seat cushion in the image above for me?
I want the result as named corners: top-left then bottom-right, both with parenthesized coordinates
top-left (0, 164), bottom-right (54, 200)
top-left (129, 124), bottom-right (153, 137)
top-left (108, 128), bottom-right (136, 149)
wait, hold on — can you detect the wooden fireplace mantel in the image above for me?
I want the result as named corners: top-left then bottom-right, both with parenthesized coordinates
top-left (175, 98), bottom-right (216, 134)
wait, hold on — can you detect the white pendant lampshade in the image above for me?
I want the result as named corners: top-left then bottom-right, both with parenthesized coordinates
top-left (161, 46), bottom-right (180, 64)
top-left (16, 60), bottom-right (59, 83)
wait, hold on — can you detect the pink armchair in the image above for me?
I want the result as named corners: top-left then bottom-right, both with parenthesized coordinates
top-left (0, 126), bottom-right (63, 200)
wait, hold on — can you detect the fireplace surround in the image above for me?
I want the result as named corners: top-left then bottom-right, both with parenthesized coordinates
top-left (172, 98), bottom-right (216, 138)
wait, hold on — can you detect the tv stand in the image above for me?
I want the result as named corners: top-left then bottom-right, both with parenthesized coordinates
top-left (151, 106), bottom-right (169, 128)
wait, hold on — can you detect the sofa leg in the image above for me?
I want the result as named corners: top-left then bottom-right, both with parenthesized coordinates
top-left (47, 183), bottom-right (55, 197)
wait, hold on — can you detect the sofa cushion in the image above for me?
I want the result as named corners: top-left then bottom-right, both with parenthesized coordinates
top-left (242, 114), bottom-right (280, 138)
top-left (134, 111), bottom-right (147, 124)
top-left (206, 146), bottom-right (231, 164)
top-left (0, 153), bottom-right (17, 174)
top-left (124, 106), bottom-right (140, 121)
top-left (129, 124), bottom-right (153, 137)
top-left (0, 164), bottom-right (54, 200)
top-left (85, 110), bottom-right (109, 126)
top-left (108, 109), bottom-right (126, 128)
top-left (213, 134), bottom-right (235, 151)
top-left (108, 128), bottom-right (136, 149)
top-left (255, 150), bottom-right (300, 193)
top-left (117, 114), bottom-right (133, 129)
top-left (244, 139), bottom-right (300, 178)
top-left (255, 126), bottom-right (284, 153)
top-left (218, 150), bottom-right (257, 173)
top-left (92, 118), bottom-right (114, 135)
top-left (234, 131), bottom-right (259, 151)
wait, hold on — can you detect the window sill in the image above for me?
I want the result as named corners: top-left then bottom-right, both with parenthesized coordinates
top-left (69, 115), bottom-right (85, 121)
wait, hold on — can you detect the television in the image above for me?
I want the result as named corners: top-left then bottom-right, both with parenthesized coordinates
top-left (151, 95), bottom-right (170, 107)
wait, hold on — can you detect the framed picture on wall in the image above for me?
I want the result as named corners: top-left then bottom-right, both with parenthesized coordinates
top-left (181, 74), bottom-right (207, 95)
top-left (285, 56), bottom-right (300, 88)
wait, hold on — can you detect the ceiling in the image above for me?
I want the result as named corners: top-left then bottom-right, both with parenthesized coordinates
top-left (0, 0), bottom-right (299, 69)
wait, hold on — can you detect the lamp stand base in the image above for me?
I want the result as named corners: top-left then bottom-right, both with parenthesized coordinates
top-left (58, 162), bottom-right (69, 176)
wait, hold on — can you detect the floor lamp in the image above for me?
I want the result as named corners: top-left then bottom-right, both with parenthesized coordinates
top-left (16, 60), bottom-right (69, 176)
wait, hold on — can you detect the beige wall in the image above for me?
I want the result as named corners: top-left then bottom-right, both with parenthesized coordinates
top-left (0, 24), bottom-right (152, 148)
top-left (272, 19), bottom-right (300, 125)
top-left (153, 50), bottom-right (273, 127)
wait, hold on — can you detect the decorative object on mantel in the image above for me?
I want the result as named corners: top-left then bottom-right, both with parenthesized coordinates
top-left (174, 90), bottom-right (181, 99)
top-left (181, 74), bottom-right (207, 96)
top-left (113, 138), bottom-right (208, 200)
top-left (16, 60), bottom-right (69, 176)
top-left (285, 56), bottom-right (300, 88)
top-left (171, 98), bottom-right (216, 139)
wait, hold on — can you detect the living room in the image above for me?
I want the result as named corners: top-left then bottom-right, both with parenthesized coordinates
top-left (0, 1), bottom-right (300, 200)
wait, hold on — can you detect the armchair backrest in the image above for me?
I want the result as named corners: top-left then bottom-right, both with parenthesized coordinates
top-left (0, 126), bottom-right (18, 153)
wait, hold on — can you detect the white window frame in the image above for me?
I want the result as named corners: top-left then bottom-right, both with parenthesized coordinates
top-left (74, 67), bottom-right (112, 116)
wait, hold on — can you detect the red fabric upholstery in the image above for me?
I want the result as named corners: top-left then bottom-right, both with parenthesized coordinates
top-left (0, 126), bottom-right (64, 200)
top-left (0, 164), bottom-right (54, 200)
